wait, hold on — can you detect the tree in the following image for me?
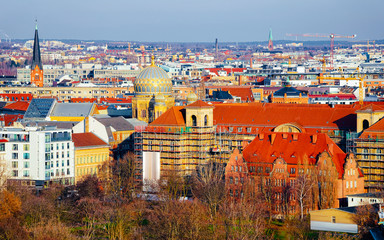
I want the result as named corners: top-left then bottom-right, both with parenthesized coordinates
top-left (192, 161), bottom-right (226, 218)
top-left (352, 204), bottom-right (378, 238)
top-left (295, 174), bottom-right (314, 219)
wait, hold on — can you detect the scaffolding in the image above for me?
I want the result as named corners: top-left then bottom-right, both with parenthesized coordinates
top-left (347, 132), bottom-right (384, 192)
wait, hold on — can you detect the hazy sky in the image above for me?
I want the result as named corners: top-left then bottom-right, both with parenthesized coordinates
top-left (1, 0), bottom-right (383, 42)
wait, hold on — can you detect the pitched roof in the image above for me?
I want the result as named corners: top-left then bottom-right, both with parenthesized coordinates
top-left (3, 101), bottom-right (30, 111)
top-left (186, 100), bottom-right (213, 108)
top-left (360, 117), bottom-right (384, 139)
top-left (272, 86), bottom-right (307, 97)
top-left (24, 98), bottom-right (56, 119)
top-left (150, 106), bottom-right (185, 126)
top-left (242, 132), bottom-right (347, 178)
top-left (150, 102), bottom-right (359, 132)
top-left (213, 103), bottom-right (357, 131)
top-left (50, 103), bottom-right (94, 117)
top-left (95, 116), bottom-right (138, 131)
top-left (0, 114), bottom-right (23, 126)
top-left (208, 86), bottom-right (254, 101)
top-left (72, 132), bottom-right (108, 148)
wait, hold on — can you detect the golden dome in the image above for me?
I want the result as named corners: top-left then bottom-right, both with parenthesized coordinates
top-left (187, 92), bottom-right (198, 104)
top-left (134, 56), bottom-right (172, 96)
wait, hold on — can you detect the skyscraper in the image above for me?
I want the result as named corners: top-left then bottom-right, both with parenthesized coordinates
top-left (31, 23), bottom-right (43, 87)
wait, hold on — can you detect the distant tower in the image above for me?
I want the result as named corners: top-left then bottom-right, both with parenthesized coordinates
top-left (31, 22), bottom-right (44, 87)
top-left (215, 38), bottom-right (218, 58)
top-left (268, 28), bottom-right (273, 51)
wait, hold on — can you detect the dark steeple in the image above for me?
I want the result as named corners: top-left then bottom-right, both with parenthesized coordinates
top-left (31, 23), bottom-right (42, 70)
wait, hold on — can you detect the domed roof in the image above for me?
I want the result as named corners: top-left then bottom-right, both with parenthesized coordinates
top-left (187, 92), bottom-right (198, 102)
top-left (134, 56), bottom-right (173, 95)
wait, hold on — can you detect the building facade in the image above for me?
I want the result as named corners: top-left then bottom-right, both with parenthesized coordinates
top-left (0, 126), bottom-right (75, 186)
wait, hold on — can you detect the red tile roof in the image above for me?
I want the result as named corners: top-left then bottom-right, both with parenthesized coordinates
top-left (151, 106), bottom-right (185, 126)
top-left (3, 101), bottom-right (30, 111)
top-left (186, 100), bottom-right (213, 108)
top-left (72, 133), bottom-right (108, 148)
top-left (207, 86), bottom-right (254, 101)
top-left (150, 102), bottom-right (360, 132)
top-left (0, 114), bottom-right (24, 126)
top-left (360, 118), bottom-right (384, 139)
top-left (242, 132), bottom-right (347, 178)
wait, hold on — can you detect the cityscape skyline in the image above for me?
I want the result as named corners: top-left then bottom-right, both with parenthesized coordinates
top-left (1, 0), bottom-right (384, 42)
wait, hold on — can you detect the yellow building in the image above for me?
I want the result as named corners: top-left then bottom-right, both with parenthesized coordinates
top-left (132, 56), bottom-right (174, 123)
top-left (72, 132), bottom-right (110, 183)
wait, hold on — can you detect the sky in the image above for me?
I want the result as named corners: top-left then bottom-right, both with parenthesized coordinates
top-left (1, 0), bottom-right (383, 42)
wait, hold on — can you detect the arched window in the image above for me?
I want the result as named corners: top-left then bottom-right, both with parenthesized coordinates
top-left (151, 86), bottom-right (155, 92)
top-left (363, 119), bottom-right (369, 130)
top-left (204, 115), bottom-right (208, 126)
top-left (191, 115), bottom-right (197, 126)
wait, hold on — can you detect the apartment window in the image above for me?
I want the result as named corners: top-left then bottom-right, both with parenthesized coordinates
top-left (346, 181), bottom-right (349, 188)
top-left (235, 177), bottom-right (239, 184)
top-left (332, 216), bottom-right (336, 223)
top-left (67, 151), bottom-right (70, 158)
top-left (23, 144), bottom-right (30, 151)
top-left (24, 162), bottom-right (30, 168)
top-left (51, 144), bottom-right (54, 151)
top-left (247, 127), bottom-right (252, 133)
top-left (56, 153), bottom-right (59, 159)
top-left (12, 161), bottom-right (18, 168)
top-left (230, 177), bottom-right (233, 184)
top-left (67, 168), bottom-right (70, 175)
top-left (23, 153), bottom-right (30, 159)
top-left (290, 168), bottom-right (296, 174)
top-left (266, 167), bottom-right (271, 173)
top-left (231, 166), bottom-right (234, 171)
top-left (12, 170), bottom-right (18, 177)
top-left (257, 167), bottom-right (263, 173)
top-left (67, 160), bottom-right (70, 166)
top-left (240, 177), bottom-right (244, 184)
top-left (67, 143), bottom-right (70, 149)
top-left (23, 170), bottom-right (30, 177)
top-left (56, 161), bottom-right (59, 167)
top-left (12, 144), bottom-right (18, 151)
top-left (0, 143), bottom-right (4, 151)
top-left (238, 127), bottom-right (242, 132)
top-left (12, 153), bottom-right (18, 159)
top-left (62, 160), bottom-right (64, 167)
top-left (230, 189), bottom-right (233, 197)
top-left (56, 144), bottom-right (59, 150)
top-left (229, 127), bottom-right (233, 132)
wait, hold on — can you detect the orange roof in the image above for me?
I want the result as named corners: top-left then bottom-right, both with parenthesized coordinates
top-left (186, 100), bottom-right (213, 108)
top-left (151, 106), bottom-right (185, 126)
top-left (208, 86), bottom-right (254, 101)
top-left (213, 102), bottom-right (358, 131)
top-left (3, 101), bottom-right (30, 111)
top-left (150, 102), bottom-right (360, 132)
top-left (72, 133), bottom-right (108, 148)
top-left (243, 132), bottom-right (347, 179)
top-left (360, 118), bottom-right (384, 139)
top-left (97, 105), bottom-right (109, 110)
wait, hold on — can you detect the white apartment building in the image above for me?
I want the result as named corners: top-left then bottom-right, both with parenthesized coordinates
top-left (0, 126), bottom-right (75, 187)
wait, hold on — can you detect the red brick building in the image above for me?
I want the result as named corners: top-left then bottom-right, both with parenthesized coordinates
top-left (225, 132), bottom-right (365, 217)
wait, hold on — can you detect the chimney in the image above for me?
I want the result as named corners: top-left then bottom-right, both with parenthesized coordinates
top-left (250, 58), bottom-right (253, 69)
top-left (293, 134), bottom-right (298, 141)
top-left (270, 133), bottom-right (276, 144)
top-left (311, 134), bottom-right (317, 144)
top-left (259, 133), bottom-right (264, 140)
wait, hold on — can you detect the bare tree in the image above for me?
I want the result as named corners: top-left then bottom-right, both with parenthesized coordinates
top-left (295, 174), bottom-right (314, 219)
top-left (192, 161), bottom-right (226, 218)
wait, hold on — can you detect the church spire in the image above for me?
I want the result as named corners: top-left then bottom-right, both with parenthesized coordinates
top-left (31, 21), bottom-right (42, 71)
top-left (30, 21), bottom-right (44, 87)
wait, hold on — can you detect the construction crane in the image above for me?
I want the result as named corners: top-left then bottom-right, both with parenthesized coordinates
top-left (286, 33), bottom-right (356, 69)
top-left (317, 67), bottom-right (366, 105)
